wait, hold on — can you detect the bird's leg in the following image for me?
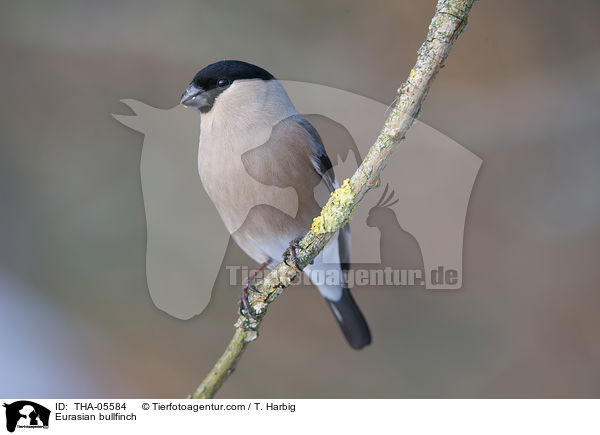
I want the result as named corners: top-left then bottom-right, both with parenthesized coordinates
top-left (238, 261), bottom-right (268, 319)
top-left (283, 237), bottom-right (303, 270)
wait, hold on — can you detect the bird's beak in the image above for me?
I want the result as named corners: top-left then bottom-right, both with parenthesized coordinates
top-left (180, 84), bottom-right (206, 109)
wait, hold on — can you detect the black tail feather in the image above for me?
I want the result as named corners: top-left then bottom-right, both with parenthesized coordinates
top-left (326, 288), bottom-right (371, 350)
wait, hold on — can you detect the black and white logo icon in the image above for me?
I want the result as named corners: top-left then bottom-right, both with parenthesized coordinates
top-left (3, 401), bottom-right (50, 433)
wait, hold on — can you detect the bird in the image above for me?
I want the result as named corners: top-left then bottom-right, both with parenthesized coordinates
top-left (180, 60), bottom-right (371, 349)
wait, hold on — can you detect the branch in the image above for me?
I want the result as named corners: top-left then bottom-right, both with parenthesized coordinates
top-left (190, 0), bottom-right (476, 399)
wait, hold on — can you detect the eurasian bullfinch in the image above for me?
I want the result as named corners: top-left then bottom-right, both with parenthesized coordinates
top-left (181, 60), bottom-right (370, 349)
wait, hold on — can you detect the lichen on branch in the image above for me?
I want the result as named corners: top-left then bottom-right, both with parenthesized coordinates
top-left (311, 179), bottom-right (355, 234)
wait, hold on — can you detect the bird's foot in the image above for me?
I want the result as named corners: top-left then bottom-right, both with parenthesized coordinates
top-left (283, 237), bottom-right (303, 270)
top-left (237, 262), bottom-right (268, 320)
top-left (238, 282), bottom-right (259, 320)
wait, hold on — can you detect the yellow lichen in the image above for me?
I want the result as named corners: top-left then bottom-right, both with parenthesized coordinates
top-left (311, 179), bottom-right (355, 234)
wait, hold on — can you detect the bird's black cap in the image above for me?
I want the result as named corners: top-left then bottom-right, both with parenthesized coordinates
top-left (192, 60), bottom-right (275, 91)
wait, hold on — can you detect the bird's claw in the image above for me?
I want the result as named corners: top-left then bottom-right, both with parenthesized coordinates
top-left (238, 283), bottom-right (257, 320)
top-left (283, 237), bottom-right (303, 270)
top-left (237, 262), bottom-right (267, 320)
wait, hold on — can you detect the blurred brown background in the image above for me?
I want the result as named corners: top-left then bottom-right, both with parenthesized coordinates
top-left (1, 0), bottom-right (599, 398)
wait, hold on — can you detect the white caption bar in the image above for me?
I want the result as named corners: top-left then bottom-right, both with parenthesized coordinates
top-left (0, 399), bottom-right (597, 434)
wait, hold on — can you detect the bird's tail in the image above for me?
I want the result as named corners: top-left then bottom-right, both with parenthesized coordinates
top-left (326, 288), bottom-right (371, 350)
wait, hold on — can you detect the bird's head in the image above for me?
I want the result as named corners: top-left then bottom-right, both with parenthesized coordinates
top-left (180, 60), bottom-right (276, 114)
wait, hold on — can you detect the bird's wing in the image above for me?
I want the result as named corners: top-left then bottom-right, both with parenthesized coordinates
top-left (290, 115), bottom-right (338, 193)
top-left (290, 115), bottom-right (351, 270)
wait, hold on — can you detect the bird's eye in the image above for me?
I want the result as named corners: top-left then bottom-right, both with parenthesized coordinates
top-left (217, 79), bottom-right (230, 88)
